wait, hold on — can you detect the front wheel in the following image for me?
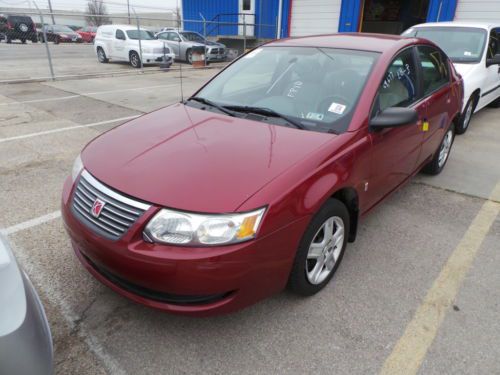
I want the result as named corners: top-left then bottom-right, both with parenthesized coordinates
top-left (186, 49), bottom-right (193, 64)
top-left (129, 51), bottom-right (141, 68)
top-left (422, 126), bottom-right (455, 175)
top-left (456, 95), bottom-right (476, 135)
top-left (288, 198), bottom-right (349, 296)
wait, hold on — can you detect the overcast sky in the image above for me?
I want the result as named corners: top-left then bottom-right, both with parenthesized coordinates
top-left (0, 0), bottom-right (180, 13)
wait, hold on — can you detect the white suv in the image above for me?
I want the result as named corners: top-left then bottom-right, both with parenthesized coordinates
top-left (94, 25), bottom-right (175, 68)
top-left (403, 22), bottom-right (500, 134)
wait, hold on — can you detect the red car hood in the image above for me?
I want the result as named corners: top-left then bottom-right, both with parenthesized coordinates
top-left (82, 103), bottom-right (334, 213)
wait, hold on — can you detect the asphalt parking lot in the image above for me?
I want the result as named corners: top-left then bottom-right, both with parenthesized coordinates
top-left (1, 64), bottom-right (500, 374)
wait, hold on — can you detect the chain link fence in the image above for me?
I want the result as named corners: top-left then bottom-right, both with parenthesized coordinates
top-left (0, 2), bottom-right (278, 83)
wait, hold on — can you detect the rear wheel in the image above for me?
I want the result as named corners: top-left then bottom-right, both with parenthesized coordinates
top-left (422, 125), bottom-right (455, 175)
top-left (456, 94), bottom-right (477, 135)
top-left (96, 47), bottom-right (108, 63)
top-left (129, 51), bottom-right (141, 68)
top-left (288, 198), bottom-right (349, 296)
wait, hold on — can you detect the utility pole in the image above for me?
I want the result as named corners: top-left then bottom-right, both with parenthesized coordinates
top-left (47, 0), bottom-right (55, 24)
top-left (127, 0), bottom-right (131, 24)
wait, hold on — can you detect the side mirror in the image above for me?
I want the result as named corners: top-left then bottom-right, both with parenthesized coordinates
top-left (486, 54), bottom-right (500, 67)
top-left (369, 107), bottom-right (418, 129)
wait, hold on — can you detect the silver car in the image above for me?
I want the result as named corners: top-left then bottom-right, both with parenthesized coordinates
top-left (156, 30), bottom-right (227, 64)
top-left (0, 234), bottom-right (53, 375)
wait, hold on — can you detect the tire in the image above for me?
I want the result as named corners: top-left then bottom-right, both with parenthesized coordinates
top-left (129, 51), bottom-right (141, 68)
top-left (21, 38), bottom-right (26, 44)
top-left (186, 49), bottom-right (193, 64)
top-left (96, 47), bottom-right (108, 63)
top-left (31, 37), bottom-right (37, 43)
top-left (422, 125), bottom-right (455, 175)
top-left (54, 36), bottom-right (59, 44)
top-left (456, 95), bottom-right (476, 135)
top-left (288, 198), bottom-right (350, 296)
top-left (6, 36), bottom-right (11, 43)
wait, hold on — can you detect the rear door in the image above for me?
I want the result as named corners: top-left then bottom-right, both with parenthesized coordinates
top-left (479, 28), bottom-right (500, 108)
top-left (415, 45), bottom-right (453, 163)
top-left (367, 47), bottom-right (426, 207)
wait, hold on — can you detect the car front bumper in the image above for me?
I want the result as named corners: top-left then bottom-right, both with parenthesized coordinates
top-left (141, 52), bottom-right (175, 64)
top-left (61, 176), bottom-right (309, 316)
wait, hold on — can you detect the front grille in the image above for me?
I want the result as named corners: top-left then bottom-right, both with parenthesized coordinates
top-left (210, 48), bottom-right (221, 55)
top-left (72, 170), bottom-right (151, 240)
top-left (82, 252), bottom-right (233, 306)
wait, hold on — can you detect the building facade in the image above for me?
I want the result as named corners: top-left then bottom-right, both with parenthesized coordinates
top-left (182, 0), bottom-right (500, 39)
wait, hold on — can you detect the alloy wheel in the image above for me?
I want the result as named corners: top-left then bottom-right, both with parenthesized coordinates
top-left (438, 129), bottom-right (453, 168)
top-left (306, 216), bottom-right (344, 285)
top-left (463, 100), bottom-right (473, 130)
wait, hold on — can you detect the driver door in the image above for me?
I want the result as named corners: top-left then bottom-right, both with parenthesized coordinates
top-left (367, 47), bottom-right (426, 208)
top-left (112, 29), bottom-right (126, 59)
top-left (479, 28), bottom-right (500, 108)
top-left (166, 32), bottom-right (181, 58)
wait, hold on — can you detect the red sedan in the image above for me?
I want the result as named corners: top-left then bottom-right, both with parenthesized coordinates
top-left (76, 25), bottom-right (97, 43)
top-left (62, 34), bottom-right (463, 316)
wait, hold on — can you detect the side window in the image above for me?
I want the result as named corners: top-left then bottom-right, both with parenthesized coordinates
top-left (115, 29), bottom-right (125, 40)
top-left (375, 48), bottom-right (418, 113)
top-left (418, 46), bottom-right (449, 96)
top-left (157, 32), bottom-right (167, 40)
top-left (487, 29), bottom-right (499, 59)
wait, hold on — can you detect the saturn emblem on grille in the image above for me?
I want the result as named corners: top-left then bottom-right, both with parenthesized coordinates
top-left (91, 198), bottom-right (105, 218)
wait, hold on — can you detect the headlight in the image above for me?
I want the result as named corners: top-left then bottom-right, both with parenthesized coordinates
top-left (71, 154), bottom-right (83, 182)
top-left (144, 207), bottom-right (266, 246)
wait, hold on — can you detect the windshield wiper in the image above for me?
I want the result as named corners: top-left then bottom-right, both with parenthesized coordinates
top-left (224, 105), bottom-right (305, 129)
top-left (186, 97), bottom-right (236, 117)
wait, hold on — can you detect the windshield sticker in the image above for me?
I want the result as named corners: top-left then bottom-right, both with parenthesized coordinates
top-left (464, 51), bottom-right (472, 56)
top-left (287, 81), bottom-right (303, 98)
top-left (244, 48), bottom-right (262, 59)
top-left (306, 112), bottom-right (324, 121)
top-left (328, 102), bottom-right (347, 115)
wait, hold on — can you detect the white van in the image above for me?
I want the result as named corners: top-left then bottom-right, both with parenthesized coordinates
top-left (94, 25), bottom-right (175, 68)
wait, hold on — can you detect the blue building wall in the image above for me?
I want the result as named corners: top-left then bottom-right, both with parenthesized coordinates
top-left (182, 0), bottom-right (284, 39)
top-left (182, 0), bottom-right (239, 37)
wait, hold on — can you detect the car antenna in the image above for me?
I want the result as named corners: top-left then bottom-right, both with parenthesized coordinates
top-left (176, 0), bottom-right (184, 102)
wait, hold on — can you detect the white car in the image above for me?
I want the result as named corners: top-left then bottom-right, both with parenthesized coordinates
top-left (94, 25), bottom-right (175, 68)
top-left (403, 22), bottom-right (500, 134)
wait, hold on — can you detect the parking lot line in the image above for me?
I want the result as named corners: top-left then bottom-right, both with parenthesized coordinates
top-left (0, 83), bottom-right (178, 106)
top-left (380, 181), bottom-right (500, 375)
top-left (0, 115), bottom-right (140, 143)
top-left (0, 210), bottom-right (61, 236)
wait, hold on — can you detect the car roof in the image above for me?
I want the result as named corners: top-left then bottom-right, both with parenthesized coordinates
top-left (270, 33), bottom-right (415, 53)
top-left (411, 21), bottom-right (499, 30)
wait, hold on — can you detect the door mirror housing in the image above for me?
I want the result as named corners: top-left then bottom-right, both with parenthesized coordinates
top-left (486, 54), bottom-right (500, 67)
top-left (369, 107), bottom-right (418, 130)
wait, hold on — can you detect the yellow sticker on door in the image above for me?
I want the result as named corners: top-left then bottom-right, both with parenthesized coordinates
top-left (423, 121), bottom-right (429, 132)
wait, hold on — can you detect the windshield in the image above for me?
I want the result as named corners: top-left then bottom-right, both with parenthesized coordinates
top-left (126, 30), bottom-right (155, 40)
top-left (53, 25), bottom-right (74, 33)
top-left (192, 46), bottom-right (378, 134)
top-left (403, 27), bottom-right (487, 63)
top-left (180, 32), bottom-right (205, 42)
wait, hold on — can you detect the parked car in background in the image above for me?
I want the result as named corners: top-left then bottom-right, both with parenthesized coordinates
top-left (0, 235), bottom-right (53, 375)
top-left (403, 22), bottom-right (500, 134)
top-left (94, 25), bottom-right (175, 68)
top-left (77, 25), bottom-right (97, 43)
top-left (0, 14), bottom-right (37, 43)
top-left (62, 34), bottom-right (462, 316)
top-left (39, 24), bottom-right (83, 44)
top-left (156, 30), bottom-right (227, 64)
